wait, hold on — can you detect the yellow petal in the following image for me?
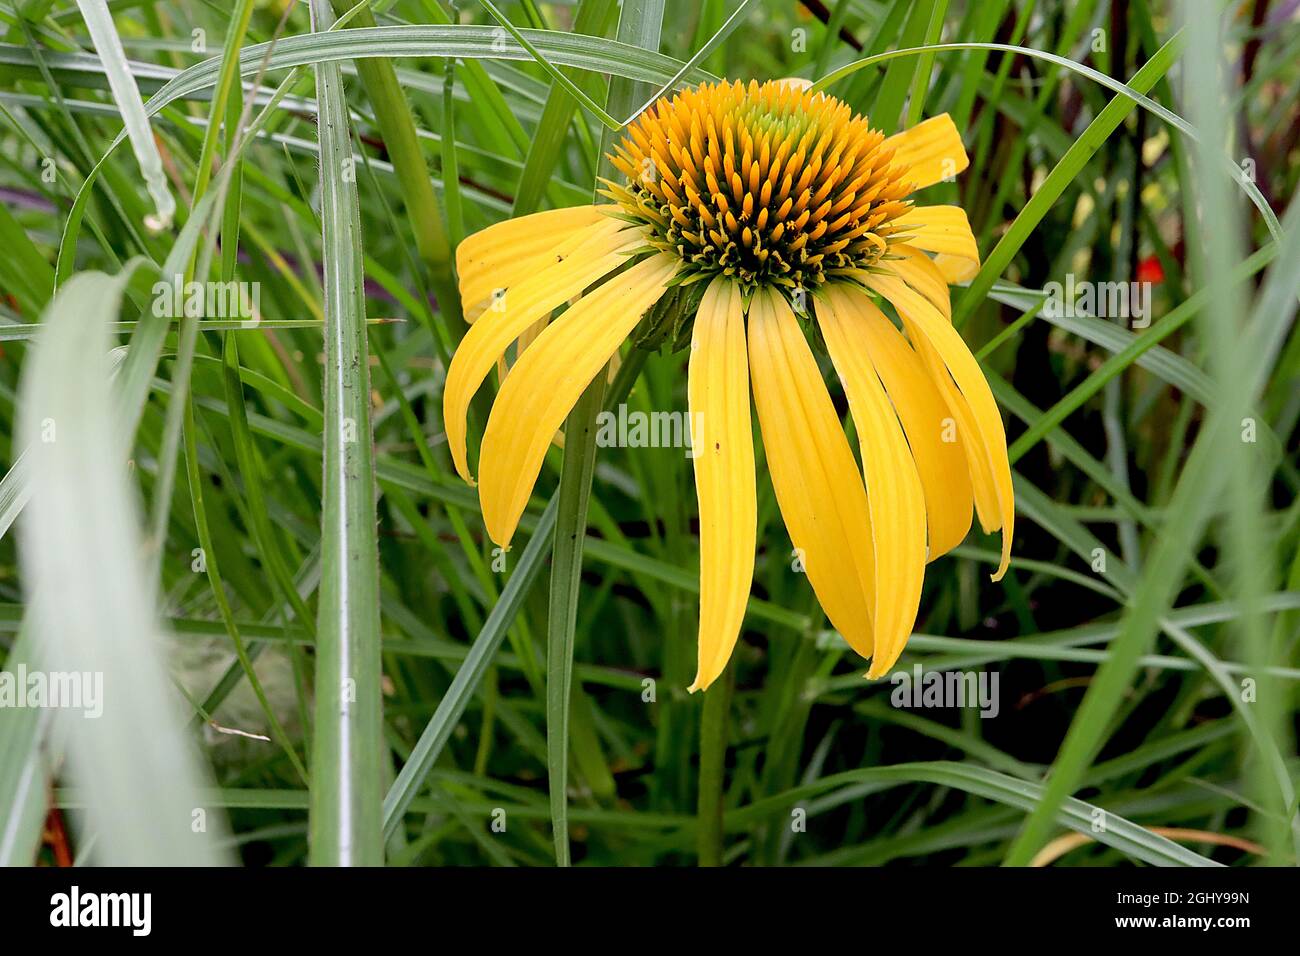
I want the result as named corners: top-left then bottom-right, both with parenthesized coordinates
top-left (747, 287), bottom-right (875, 658)
top-left (833, 287), bottom-right (973, 560)
top-left (886, 246), bottom-right (952, 319)
top-left (893, 205), bottom-right (980, 282)
top-left (687, 277), bottom-right (755, 693)
top-left (443, 219), bottom-right (637, 484)
top-left (498, 310), bottom-right (562, 386)
top-left (883, 113), bottom-right (969, 192)
top-left (817, 285), bottom-right (927, 678)
top-left (933, 362), bottom-right (1002, 535)
top-left (456, 205), bottom-right (615, 320)
top-left (872, 259), bottom-right (999, 532)
top-left (867, 271), bottom-right (1014, 579)
top-left (477, 253), bottom-right (678, 547)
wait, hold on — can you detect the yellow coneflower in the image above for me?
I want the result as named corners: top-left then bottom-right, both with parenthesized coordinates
top-left (444, 79), bottom-right (1013, 691)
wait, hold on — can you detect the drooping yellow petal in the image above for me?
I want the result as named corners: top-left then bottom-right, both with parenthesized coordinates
top-left (499, 307), bottom-right (573, 386)
top-left (866, 259), bottom-right (999, 531)
top-left (499, 312), bottom-right (567, 453)
top-left (817, 285), bottom-right (927, 678)
top-left (886, 246), bottom-right (952, 319)
top-left (476, 253), bottom-right (679, 547)
top-left (832, 287), bottom-right (973, 560)
top-left (930, 355), bottom-right (1002, 535)
top-left (442, 219), bottom-right (639, 484)
top-left (847, 258), bottom-right (996, 531)
top-left (747, 287), bottom-right (875, 657)
top-left (893, 205), bottom-right (980, 282)
top-left (867, 271), bottom-right (1014, 579)
top-left (687, 277), bottom-right (755, 693)
top-left (883, 113), bottom-right (969, 192)
top-left (456, 205), bottom-right (615, 320)
top-left (514, 315), bottom-right (549, 362)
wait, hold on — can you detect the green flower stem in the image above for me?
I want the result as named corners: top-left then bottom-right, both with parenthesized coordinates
top-left (546, 350), bottom-right (652, 863)
top-left (543, 0), bottom-right (666, 869)
top-left (546, 369), bottom-right (610, 868)
top-left (697, 665), bottom-right (734, 867)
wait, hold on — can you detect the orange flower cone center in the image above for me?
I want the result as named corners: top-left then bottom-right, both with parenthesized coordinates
top-left (606, 79), bottom-right (916, 293)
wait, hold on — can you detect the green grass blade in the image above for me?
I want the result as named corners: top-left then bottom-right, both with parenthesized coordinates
top-left (72, 0), bottom-right (174, 227)
top-left (329, 0), bottom-right (465, 342)
top-left (510, 0), bottom-right (615, 217)
top-left (0, 629), bottom-right (48, 866)
top-left (728, 762), bottom-right (1221, 867)
top-left (383, 496), bottom-right (560, 840)
top-left (382, 350), bottom-right (649, 841)
top-left (953, 35), bottom-right (1183, 324)
top-left (869, 0), bottom-right (937, 133)
top-left (46, 24), bottom-right (710, 286)
top-left (1002, 72), bottom-right (1300, 870)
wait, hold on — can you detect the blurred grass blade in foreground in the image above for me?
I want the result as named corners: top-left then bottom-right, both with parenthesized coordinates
top-left (16, 267), bottom-right (228, 866)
